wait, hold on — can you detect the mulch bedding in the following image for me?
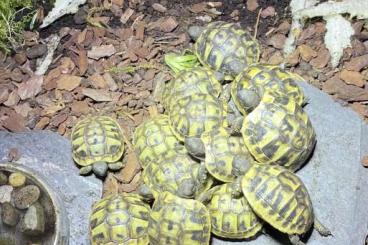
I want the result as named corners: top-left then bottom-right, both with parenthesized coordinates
top-left (0, 0), bottom-right (368, 193)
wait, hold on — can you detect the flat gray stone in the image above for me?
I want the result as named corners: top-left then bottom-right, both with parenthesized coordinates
top-left (213, 82), bottom-right (368, 244)
top-left (0, 131), bottom-right (102, 245)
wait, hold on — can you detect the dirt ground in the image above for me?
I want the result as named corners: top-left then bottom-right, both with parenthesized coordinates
top-left (1, 0), bottom-right (368, 193)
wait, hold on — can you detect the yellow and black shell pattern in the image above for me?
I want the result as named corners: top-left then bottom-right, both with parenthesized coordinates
top-left (89, 193), bottom-right (150, 245)
top-left (201, 128), bottom-right (255, 182)
top-left (240, 164), bottom-right (314, 235)
top-left (241, 92), bottom-right (316, 172)
top-left (142, 153), bottom-right (211, 199)
top-left (71, 116), bottom-right (125, 167)
top-left (133, 115), bottom-right (185, 168)
top-left (231, 64), bottom-right (306, 115)
top-left (162, 67), bottom-right (223, 109)
top-left (148, 191), bottom-right (211, 245)
top-left (169, 93), bottom-right (227, 141)
top-left (194, 21), bottom-right (260, 77)
top-left (203, 183), bottom-right (263, 239)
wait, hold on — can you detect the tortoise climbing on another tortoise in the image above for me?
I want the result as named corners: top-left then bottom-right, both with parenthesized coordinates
top-left (231, 64), bottom-right (306, 115)
top-left (89, 193), bottom-right (150, 245)
top-left (236, 164), bottom-right (331, 245)
top-left (71, 116), bottom-right (125, 178)
top-left (188, 21), bottom-right (260, 79)
top-left (148, 191), bottom-right (211, 245)
top-left (197, 183), bottom-right (263, 239)
top-left (140, 153), bottom-right (212, 200)
top-left (186, 127), bottom-right (256, 182)
top-left (241, 92), bottom-right (316, 172)
top-left (133, 115), bottom-right (185, 168)
top-left (168, 93), bottom-right (227, 156)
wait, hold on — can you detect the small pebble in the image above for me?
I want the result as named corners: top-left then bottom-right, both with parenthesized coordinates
top-left (1, 202), bottom-right (20, 226)
top-left (13, 185), bottom-right (41, 209)
top-left (39, 195), bottom-right (56, 231)
top-left (26, 44), bottom-right (47, 59)
top-left (8, 172), bottom-right (26, 187)
top-left (0, 233), bottom-right (16, 245)
top-left (0, 171), bottom-right (8, 185)
top-left (0, 185), bottom-right (13, 203)
top-left (19, 202), bottom-right (45, 236)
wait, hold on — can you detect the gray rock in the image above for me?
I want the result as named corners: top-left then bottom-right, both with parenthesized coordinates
top-left (0, 131), bottom-right (103, 245)
top-left (20, 202), bottom-right (45, 235)
top-left (213, 82), bottom-right (368, 244)
top-left (13, 185), bottom-right (41, 209)
top-left (0, 185), bottom-right (13, 204)
top-left (1, 202), bottom-right (20, 226)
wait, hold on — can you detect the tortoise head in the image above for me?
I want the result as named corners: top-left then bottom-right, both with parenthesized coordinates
top-left (177, 178), bottom-right (196, 198)
top-left (185, 137), bottom-right (205, 159)
top-left (237, 89), bottom-right (261, 113)
top-left (188, 26), bottom-right (205, 41)
top-left (232, 155), bottom-right (252, 177)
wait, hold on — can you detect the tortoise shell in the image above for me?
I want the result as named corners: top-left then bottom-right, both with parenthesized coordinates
top-left (240, 164), bottom-right (314, 235)
top-left (201, 127), bottom-right (255, 182)
top-left (71, 116), bottom-right (125, 167)
top-left (194, 21), bottom-right (260, 78)
top-left (142, 153), bottom-right (212, 199)
top-left (89, 193), bottom-right (150, 245)
top-left (133, 115), bottom-right (185, 168)
top-left (204, 183), bottom-right (263, 239)
top-left (148, 191), bottom-right (211, 245)
top-left (163, 67), bottom-right (222, 109)
top-left (231, 64), bottom-right (306, 115)
top-left (169, 93), bottom-right (227, 141)
top-left (241, 92), bottom-right (316, 172)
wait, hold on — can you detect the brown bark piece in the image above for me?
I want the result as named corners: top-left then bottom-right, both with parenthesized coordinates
top-left (298, 45), bottom-right (317, 62)
top-left (56, 75), bottom-right (82, 91)
top-left (345, 54), bottom-right (368, 71)
top-left (322, 75), bottom-right (368, 101)
top-left (339, 69), bottom-right (365, 87)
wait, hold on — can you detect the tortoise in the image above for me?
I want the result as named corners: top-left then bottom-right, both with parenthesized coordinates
top-left (188, 21), bottom-right (260, 79)
top-left (235, 164), bottom-right (331, 245)
top-left (162, 66), bottom-right (223, 110)
top-left (133, 114), bottom-right (185, 168)
top-left (140, 153), bottom-right (212, 200)
top-left (148, 191), bottom-right (211, 245)
top-left (89, 193), bottom-right (150, 245)
top-left (187, 127), bottom-right (256, 182)
top-left (168, 93), bottom-right (228, 156)
top-left (231, 64), bottom-right (307, 115)
top-left (71, 116), bottom-right (125, 178)
top-left (241, 91), bottom-right (316, 172)
top-left (197, 183), bottom-right (263, 239)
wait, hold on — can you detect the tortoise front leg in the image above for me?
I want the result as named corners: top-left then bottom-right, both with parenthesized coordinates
top-left (289, 235), bottom-right (305, 245)
top-left (79, 166), bottom-right (93, 175)
top-left (108, 161), bottom-right (124, 171)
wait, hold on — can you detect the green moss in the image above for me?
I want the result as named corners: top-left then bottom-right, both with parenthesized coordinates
top-left (0, 0), bottom-right (34, 53)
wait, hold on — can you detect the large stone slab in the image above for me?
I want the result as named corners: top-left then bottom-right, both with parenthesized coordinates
top-left (0, 131), bottom-right (103, 245)
top-left (213, 82), bottom-right (368, 245)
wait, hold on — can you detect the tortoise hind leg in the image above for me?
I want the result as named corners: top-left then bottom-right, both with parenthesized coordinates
top-left (314, 218), bottom-right (332, 237)
top-left (289, 235), bottom-right (305, 245)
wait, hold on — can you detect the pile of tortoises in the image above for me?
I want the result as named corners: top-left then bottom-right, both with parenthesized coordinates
top-left (70, 21), bottom-right (332, 245)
